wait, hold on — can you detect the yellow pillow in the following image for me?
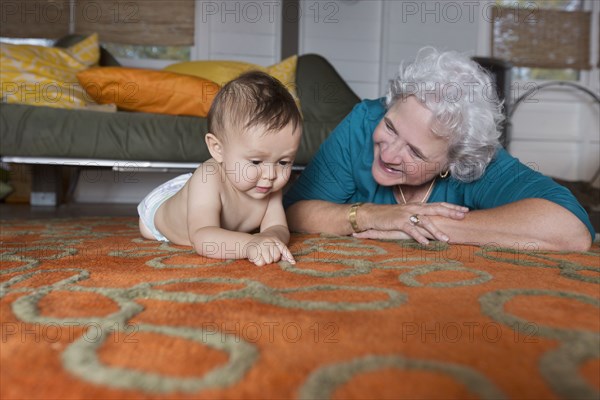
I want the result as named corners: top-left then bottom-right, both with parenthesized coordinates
top-left (77, 67), bottom-right (221, 117)
top-left (164, 55), bottom-right (298, 102)
top-left (164, 60), bottom-right (257, 85)
top-left (265, 55), bottom-right (297, 100)
top-left (0, 34), bottom-right (100, 109)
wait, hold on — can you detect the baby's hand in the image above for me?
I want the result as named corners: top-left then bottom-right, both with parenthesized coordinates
top-left (246, 235), bottom-right (296, 266)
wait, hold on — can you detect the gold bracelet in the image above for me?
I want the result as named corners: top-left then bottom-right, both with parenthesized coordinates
top-left (348, 202), bottom-right (364, 233)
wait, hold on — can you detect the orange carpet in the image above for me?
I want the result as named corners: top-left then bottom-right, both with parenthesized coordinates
top-left (1, 217), bottom-right (599, 399)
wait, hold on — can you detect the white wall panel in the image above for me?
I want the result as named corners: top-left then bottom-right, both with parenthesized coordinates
top-left (299, 0), bottom-right (383, 99)
top-left (510, 142), bottom-right (580, 181)
top-left (579, 100), bottom-right (600, 142)
top-left (198, 0), bottom-right (281, 65)
top-left (581, 143), bottom-right (600, 184)
top-left (578, 99), bottom-right (599, 183)
top-left (510, 102), bottom-right (581, 142)
top-left (380, 0), bottom-right (480, 94)
top-left (210, 32), bottom-right (276, 61)
top-left (510, 89), bottom-right (599, 180)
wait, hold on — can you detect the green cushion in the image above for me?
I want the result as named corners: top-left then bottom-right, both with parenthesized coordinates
top-left (296, 54), bottom-right (360, 123)
top-left (0, 103), bottom-right (208, 162)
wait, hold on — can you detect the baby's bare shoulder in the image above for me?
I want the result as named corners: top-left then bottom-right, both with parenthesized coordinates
top-left (183, 160), bottom-right (224, 207)
top-left (189, 160), bottom-right (223, 186)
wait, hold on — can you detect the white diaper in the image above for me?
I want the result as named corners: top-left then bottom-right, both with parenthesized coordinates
top-left (137, 173), bottom-right (192, 241)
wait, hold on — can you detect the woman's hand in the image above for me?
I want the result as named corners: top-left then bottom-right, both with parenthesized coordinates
top-left (354, 202), bottom-right (468, 245)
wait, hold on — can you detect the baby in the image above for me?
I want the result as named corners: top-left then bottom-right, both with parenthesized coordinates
top-left (138, 71), bottom-right (303, 266)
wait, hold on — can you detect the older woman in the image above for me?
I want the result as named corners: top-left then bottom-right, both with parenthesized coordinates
top-left (284, 48), bottom-right (594, 251)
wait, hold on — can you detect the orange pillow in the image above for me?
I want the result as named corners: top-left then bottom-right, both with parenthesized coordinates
top-left (77, 67), bottom-right (220, 117)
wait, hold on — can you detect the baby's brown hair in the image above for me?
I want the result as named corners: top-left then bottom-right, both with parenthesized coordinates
top-left (207, 71), bottom-right (302, 140)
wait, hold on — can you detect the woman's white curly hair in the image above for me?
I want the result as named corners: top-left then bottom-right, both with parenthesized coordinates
top-left (385, 47), bottom-right (504, 182)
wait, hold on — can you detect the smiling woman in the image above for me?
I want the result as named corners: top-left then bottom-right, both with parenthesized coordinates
top-left (284, 47), bottom-right (595, 251)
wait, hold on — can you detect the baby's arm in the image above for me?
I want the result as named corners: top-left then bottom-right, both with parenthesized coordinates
top-left (185, 168), bottom-right (256, 261)
top-left (251, 191), bottom-right (296, 265)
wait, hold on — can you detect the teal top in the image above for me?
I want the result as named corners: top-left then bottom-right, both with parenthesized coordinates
top-left (284, 99), bottom-right (595, 239)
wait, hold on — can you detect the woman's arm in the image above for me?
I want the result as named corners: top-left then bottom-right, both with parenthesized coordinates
top-left (351, 198), bottom-right (592, 251)
top-left (287, 200), bottom-right (354, 235)
top-left (428, 198), bottom-right (592, 251)
top-left (286, 199), bottom-right (468, 244)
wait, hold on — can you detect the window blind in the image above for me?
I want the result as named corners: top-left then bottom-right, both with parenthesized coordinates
top-left (73, 0), bottom-right (195, 46)
top-left (0, 0), bottom-right (70, 39)
top-left (491, 6), bottom-right (591, 70)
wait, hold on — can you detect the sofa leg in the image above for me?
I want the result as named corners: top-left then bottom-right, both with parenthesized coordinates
top-left (30, 165), bottom-right (62, 206)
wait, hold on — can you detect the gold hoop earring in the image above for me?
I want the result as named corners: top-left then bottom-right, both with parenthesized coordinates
top-left (440, 170), bottom-right (449, 179)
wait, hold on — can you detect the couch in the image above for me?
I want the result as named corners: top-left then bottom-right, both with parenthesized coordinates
top-left (0, 35), bottom-right (361, 205)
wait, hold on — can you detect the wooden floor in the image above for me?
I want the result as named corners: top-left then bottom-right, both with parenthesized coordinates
top-left (0, 202), bottom-right (138, 220)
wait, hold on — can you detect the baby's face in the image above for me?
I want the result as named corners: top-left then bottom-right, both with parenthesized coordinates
top-left (220, 122), bottom-right (302, 199)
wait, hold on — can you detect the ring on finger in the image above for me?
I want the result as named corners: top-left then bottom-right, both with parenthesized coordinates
top-left (409, 214), bottom-right (420, 225)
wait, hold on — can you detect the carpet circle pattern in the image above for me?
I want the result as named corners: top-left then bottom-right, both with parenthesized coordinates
top-left (1, 217), bottom-right (599, 399)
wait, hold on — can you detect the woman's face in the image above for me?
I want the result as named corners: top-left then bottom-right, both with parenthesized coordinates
top-left (372, 96), bottom-right (450, 187)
